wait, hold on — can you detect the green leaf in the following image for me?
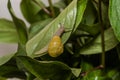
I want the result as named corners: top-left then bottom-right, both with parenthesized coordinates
top-left (109, 0), bottom-right (120, 41)
top-left (74, 0), bottom-right (88, 29)
top-left (0, 19), bottom-right (18, 43)
top-left (8, 0), bottom-right (28, 45)
top-left (80, 0), bottom-right (97, 25)
top-left (79, 23), bottom-right (100, 36)
top-left (0, 61), bottom-right (25, 78)
top-left (81, 70), bottom-right (111, 80)
top-left (16, 56), bottom-right (72, 80)
top-left (0, 53), bottom-right (15, 66)
top-left (79, 28), bottom-right (119, 55)
top-left (81, 61), bottom-right (93, 72)
top-left (26, 0), bottom-right (77, 57)
top-left (29, 18), bottom-right (53, 38)
top-left (20, 0), bottom-right (48, 23)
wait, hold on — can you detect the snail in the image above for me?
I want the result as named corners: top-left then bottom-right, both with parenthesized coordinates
top-left (34, 24), bottom-right (65, 57)
top-left (48, 24), bottom-right (65, 57)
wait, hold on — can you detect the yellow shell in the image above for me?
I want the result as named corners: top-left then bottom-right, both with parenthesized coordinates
top-left (48, 36), bottom-right (63, 57)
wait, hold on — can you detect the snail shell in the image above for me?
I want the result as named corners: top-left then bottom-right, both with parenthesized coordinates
top-left (48, 36), bottom-right (63, 57)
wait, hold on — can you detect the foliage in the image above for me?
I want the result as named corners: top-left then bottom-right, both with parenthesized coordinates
top-left (0, 0), bottom-right (120, 80)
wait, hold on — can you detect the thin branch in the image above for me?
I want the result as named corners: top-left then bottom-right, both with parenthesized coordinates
top-left (98, 0), bottom-right (105, 68)
top-left (33, 0), bottom-right (51, 16)
top-left (48, 0), bottom-right (55, 17)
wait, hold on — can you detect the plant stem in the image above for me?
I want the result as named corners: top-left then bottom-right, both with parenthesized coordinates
top-left (33, 0), bottom-right (51, 16)
top-left (48, 0), bottom-right (55, 17)
top-left (98, 0), bottom-right (105, 68)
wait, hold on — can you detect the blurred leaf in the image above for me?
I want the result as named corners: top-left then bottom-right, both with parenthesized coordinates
top-left (0, 65), bottom-right (17, 76)
top-left (81, 0), bottom-right (97, 25)
top-left (0, 53), bottom-right (15, 66)
top-left (53, 0), bottom-right (66, 9)
top-left (0, 19), bottom-right (18, 43)
top-left (81, 61), bottom-right (93, 72)
top-left (79, 28), bottom-right (119, 55)
top-left (107, 69), bottom-right (120, 80)
top-left (20, 0), bottom-right (45, 23)
top-left (8, 0), bottom-right (28, 45)
top-left (25, 72), bottom-right (35, 80)
top-left (71, 68), bottom-right (81, 77)
top-left (77, 0), bottom-right (100, 36)
top-left (109, 0), bottom-right (120, 41)
top-left (0, 76), bottom-right (6, 80)
top-left (81, 69), bottom-right (112, 80)
top-left (16, 56), bottom-right (72, 80)
top-left (29, 19), bottom-right (53, 38)
top-left (62, 0), bottom-right (72, 5)
top-left (26, 0), bottom-right (78, 57)
top-left (74, 0), bottom-right (88, 30)
top-left (0, 63), bottom-right (25, 78)
top-left (82, 62), bottom-right (93, 71)
top-left (79, 23), bottom-right (100, 36)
